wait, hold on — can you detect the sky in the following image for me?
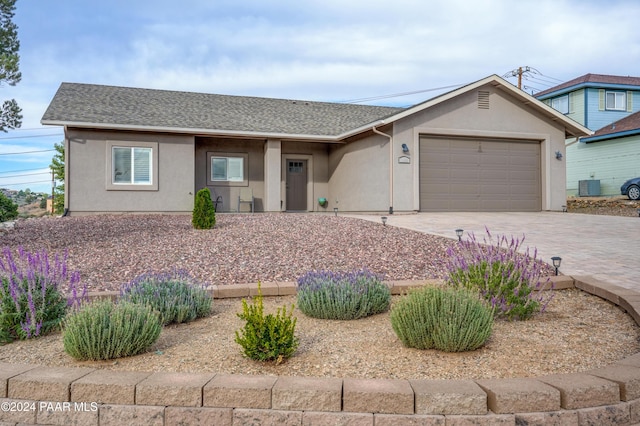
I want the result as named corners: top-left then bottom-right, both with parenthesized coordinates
top-left (1, 0), bottom-right (639, 194)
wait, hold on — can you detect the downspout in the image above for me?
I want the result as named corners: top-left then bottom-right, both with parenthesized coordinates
top-left (372, 123), bottom-right (393, 214)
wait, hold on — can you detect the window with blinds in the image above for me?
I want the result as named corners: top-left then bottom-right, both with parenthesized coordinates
top-left (112, 146), bottom-right (152, 185)
top-left (212, 156), bottom-right (244, 182)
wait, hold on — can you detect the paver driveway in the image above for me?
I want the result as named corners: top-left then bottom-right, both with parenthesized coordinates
top-left (351, 212), bottom-right (640, 291)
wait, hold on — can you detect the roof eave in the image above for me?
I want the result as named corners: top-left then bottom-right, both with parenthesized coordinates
top-left (40, 119), bottom-right (343, 143)
top-left (341, 75), bottom-right (592, 139)
top-left (581, 129), bottom-right (640, 143)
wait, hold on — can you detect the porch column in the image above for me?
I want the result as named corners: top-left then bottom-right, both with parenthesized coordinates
top-left (264, 139), bottom-right (282, 211)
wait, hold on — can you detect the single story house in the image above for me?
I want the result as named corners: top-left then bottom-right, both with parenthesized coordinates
top-left (41, 74), bottom-right (590, 215)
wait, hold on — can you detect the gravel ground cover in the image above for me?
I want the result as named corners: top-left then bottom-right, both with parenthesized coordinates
top-left (0, 212), bottom-right (638, 380)
top-left (0, 214), bottom-right (464, 292)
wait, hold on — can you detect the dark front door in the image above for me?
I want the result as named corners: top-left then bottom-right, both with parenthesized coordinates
top-left (286, 160), bottom-right (307, 211)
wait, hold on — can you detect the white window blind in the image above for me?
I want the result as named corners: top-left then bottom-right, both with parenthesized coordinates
top-left (212, 156), bottom-right (244, 182)
top-left (112, 146), bottom-right (152, 185)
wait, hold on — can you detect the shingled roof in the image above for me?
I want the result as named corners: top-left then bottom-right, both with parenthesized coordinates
top-left (582, 110), bottom-right (640, 143)
top-left (535, 73), bottom-right (640, 98)
top-left (41, 83), bottom-right (404, 139)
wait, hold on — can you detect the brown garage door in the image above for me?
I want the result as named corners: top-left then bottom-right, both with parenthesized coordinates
top-left (419, 136), bottom-right (541, 212)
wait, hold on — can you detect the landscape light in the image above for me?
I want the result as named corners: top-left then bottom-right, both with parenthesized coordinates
top-left (551, 256), bottom-right (562, 276)
top-left (455, 228), bottom-right (464, 242)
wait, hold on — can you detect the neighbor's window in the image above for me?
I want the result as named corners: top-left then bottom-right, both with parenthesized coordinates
top-left (606, 91), bottom-right (626, 111)
top-left (551, 95), bottom-right (569, 114)
top-left (113, 146), bottom-right (152, 185)
top-left (211, 156), bottom-right (244, 182)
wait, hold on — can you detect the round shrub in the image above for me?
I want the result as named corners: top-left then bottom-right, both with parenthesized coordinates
top-left (296, 269), bottom-right (391, 320)
top-left (63, 300), bottom-right (161, 361)
top-left (119, 270), bottom-right (212, 325)
top-left (235, 283), bottom-right (299, 363)
top-left (390, 286), bottom-right (494, 352)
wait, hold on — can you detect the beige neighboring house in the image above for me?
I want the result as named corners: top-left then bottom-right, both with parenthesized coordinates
top-left (40, 75), bottom-right (590, 215)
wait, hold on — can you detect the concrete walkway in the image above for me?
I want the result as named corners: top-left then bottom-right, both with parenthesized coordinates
top-left (349, 212), bottom-right (640, 292)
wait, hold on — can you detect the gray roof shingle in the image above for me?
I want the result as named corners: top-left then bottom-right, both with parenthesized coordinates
top-left (41, 83), bottom-right (405, 138)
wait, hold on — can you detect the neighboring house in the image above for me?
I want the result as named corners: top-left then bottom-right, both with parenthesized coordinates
top-left (40, 74), bottom-right (589, 215)
top-left (535, 74), bottom-right (640, 197)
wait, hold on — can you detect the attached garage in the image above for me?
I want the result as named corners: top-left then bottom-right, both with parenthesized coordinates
top-left (419, 136), bottom-right (541, 212)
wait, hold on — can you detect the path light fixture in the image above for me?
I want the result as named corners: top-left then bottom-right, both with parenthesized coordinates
top-left (551, 256), bottom-right (562, 276)
top-left (637, 208), bottom-right (640, 217)
top-left (333, 207), bottom-right (338, 217)
top-left (455, 228), bottom-right (464, 242)
top-left (381, 216), bottom-right (387, 226)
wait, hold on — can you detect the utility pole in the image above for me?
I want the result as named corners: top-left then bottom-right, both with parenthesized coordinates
top-left (506, 66), bottom-right (532, 89)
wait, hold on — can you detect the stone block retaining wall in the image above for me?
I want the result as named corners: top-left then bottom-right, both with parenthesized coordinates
top-left (2, 276), bottom-right (640, 425)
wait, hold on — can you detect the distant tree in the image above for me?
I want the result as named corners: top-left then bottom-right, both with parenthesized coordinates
top-left (49, 141), bottom-right (65, 214)
top-left (0, 0), bottom-right (22, 131)
top-left (0, 191), bottom-right (18, 222)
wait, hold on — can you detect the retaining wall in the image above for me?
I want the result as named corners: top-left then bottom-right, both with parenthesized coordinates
top-left (2, 276), bottom-right (640, 425)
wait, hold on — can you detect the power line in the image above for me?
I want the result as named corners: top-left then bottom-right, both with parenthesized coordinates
top-left (0, 148), bottom-right (56, 156)
top-left (0, 133), bottom-right (62, 140)
top-left (337, 84), bottom-right (465, 104)
top-left (0, 171), bottom-right (51, 179)
top-left (0, 179), bottom-right (51, 187)
top-left (0, 166), bottom-right (51, 174)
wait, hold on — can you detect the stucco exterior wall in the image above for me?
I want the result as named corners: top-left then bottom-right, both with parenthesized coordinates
top-left (66, 129), bottom-right (194, 215)
top-left (328, 133), bottom-right (390, 212)
top-left (391, 84), bottom-right (569, 211)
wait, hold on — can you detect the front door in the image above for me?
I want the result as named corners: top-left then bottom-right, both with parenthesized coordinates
top-left (286, 160), bottom-right (307, 211)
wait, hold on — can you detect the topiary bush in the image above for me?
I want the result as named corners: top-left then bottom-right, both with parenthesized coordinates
top-left (235, 283), bottom-right (298, 364)
top-left (296, 269), bottom-right (391, 320)
top-left (63, 300), bottom-right (162, 361)
top-left (192, 187), bottom-right (216, 229)
top-left (446, 227), bottom-right (553, 320)
top-left (390, 286), bottom-right (494, 352)
top-left (0, 247), bottom-right (87, 343)
top-left (119, 270), bottom-right (212, 325)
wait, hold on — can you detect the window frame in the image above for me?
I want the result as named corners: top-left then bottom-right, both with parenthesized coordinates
top-left (551, 95), bottom-right (569, 114)
top-left (106, 141), bottom-right (159, 191)
top-left (206, 152), bottom-right (249, 187)
top-left (605, 91), bottom-right (626, 111)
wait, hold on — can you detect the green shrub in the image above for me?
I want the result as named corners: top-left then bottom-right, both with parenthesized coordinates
top-left (0, 247), bottom-right (86, 343)
top-left (63, 300), bottom-right (162, 361)
top-left (0, 192), bottom-right (18, 222)
top-left (192, 188), bottom-right (216, 229)
top-left (235, 283), bottom-right (299, 364)
top-left (446, 228), bottom-right (553, 320)
top-left (390, 286), bottom-right (494, 352)
top-left (296, 269), bottom-right (391, 320)
top-left (119, 270), bottom-right (212, 325)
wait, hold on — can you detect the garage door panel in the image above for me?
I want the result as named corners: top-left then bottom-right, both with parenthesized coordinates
top-left (420, 136), bottom-right (540, 212)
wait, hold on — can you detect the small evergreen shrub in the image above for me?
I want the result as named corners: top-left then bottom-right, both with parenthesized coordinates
top-left (0, 247), bottom-right (87, 343)
top-left (390, 286), bottom-right (494, 352)
top-left (446, 228), bottom-right (554, 321)
top-left (296, 269), bottom-right (391, 320)
top-left (0, 192), bottom-right (18, 222)
top-left (235, 283), bottom-right (298, 364)
top-left (192, 188), bottom-right (216, 229)
top-left (63, 300), bottom-right (162, 361)
top-left (119, 270), bottom-right (212, 325)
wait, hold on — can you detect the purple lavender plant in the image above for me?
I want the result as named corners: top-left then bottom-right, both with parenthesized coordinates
top-left (0, 246), bottom-right (87, 342)
top-left (445, 228), bottom-right (554, 320)
top-left (296, 269), bottom-right (391, 320)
